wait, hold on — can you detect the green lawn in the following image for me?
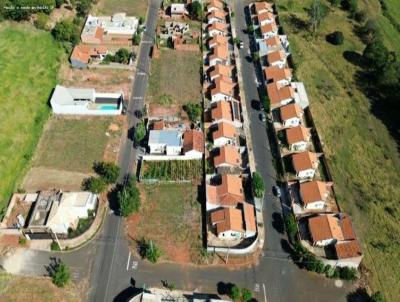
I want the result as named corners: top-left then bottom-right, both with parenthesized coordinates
top-left (128, 183), bottom-right (203, 263)
top-left (276, 0), bottom-right (400, 300)
top-left (0, 23), bottom-right (62, 212)
top-left (148, 48), bottom-right (202, 107)
top-left (94, 0), bottom-right (148, 18)
top-left (33, 117), bottom-right (113, 173)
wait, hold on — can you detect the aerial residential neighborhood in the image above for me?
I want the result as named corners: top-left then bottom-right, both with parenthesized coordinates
top-left (0, 0), bottom-right (398, 302)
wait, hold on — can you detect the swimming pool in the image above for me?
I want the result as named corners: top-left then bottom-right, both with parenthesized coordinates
top-left (99, 104), bottom-right (119, 110)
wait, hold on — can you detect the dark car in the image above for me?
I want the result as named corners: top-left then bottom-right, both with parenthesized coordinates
top-left (273, 186), bottom-right (282, 198)
top-left (259, 112), bottom-right (266, 122)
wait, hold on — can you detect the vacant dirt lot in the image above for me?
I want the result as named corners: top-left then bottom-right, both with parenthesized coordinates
top-left (125, 183), bottom-right (203, 264)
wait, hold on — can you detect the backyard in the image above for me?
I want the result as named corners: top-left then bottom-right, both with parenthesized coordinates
top-left (125, 183), bottom-right (204, 264)
top-left (0, 23), bottom-right (62, 213)
top-left (276, 0), bottom-right (400, 299)
top-left (147, 48), bottom-right (202, 117)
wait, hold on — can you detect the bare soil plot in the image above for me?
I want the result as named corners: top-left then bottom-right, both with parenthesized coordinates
top-left (147, 48), bottom-right (202, 117)
top-left (125, 183), bottom-right (203, 264)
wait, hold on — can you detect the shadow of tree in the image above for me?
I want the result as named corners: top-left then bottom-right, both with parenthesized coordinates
top-left (343, 50), bottom-right (364, 67)
top-left (272, 212), bottom-right (284, 234)
top-left (346, 287), bottom-right (370, 302)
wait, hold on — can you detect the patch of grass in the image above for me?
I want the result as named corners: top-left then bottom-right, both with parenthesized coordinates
top-left (94, 0), bottom-right (148, 18)
top-left (33, 117), bottom-right (113, 173)
top-left (0, 23), bottom-right (62, 212)
top-left (277, 1), bottom-right (400, 300)
top-left (148, 49), bottom-right (202, 107)
top-left (141, 160), bottom-right (202, 181)
top-left (132, 183), bottom-right (202, 263)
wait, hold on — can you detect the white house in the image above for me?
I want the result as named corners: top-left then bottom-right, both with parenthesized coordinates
top-left (299, 181), bottom-right (330, 210)
top-left (285, 125), bottom-right (311, 151)
top-left (50, 85), bottom-right (123, 115)
top-left (170, 3), bottom-right (187, 16)
top-left (291, 151), bottom-right (319, 179)
top-left (279, 103), bottom-right (303, 127)
top-left (148, 130), bottom-right (183, 155)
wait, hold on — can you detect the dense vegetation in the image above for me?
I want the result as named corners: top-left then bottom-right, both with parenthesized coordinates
top-left (141, 160), bottom-right (202, 181)
top-left (118, 177), bottom-right (141, 217)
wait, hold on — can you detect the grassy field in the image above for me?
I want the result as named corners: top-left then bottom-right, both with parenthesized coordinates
top-left (148, 48), bottom-right (202, 107)
top-left (0, 23), bottom-right (62, 212)
top-left (126, 183), bottom-right (203, 263)
top-left (276, 0), bottom-right (400, 300)
top-left (0, 272), bottom-right (81, 302)
top-left (33, 117), bottom-right (114, 173)
top-left (94, 0), bottom-right (148, 18)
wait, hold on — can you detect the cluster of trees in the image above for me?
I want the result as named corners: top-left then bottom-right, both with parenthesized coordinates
top-left (138, 238), bottom-right (162, 263)
top-left (82, 161), bottom-right (120, 193)
top-left (52, 18), bottom-right (81, 45)
top-left (1, 0), bottom-right (55, 21)
top-left (102, 48), bottom-right (135, 65)
top-left (118, 177), bottom-right (141, 217)
top-left (252, 171), bottom-right (265, 198)
top-left (188, 1), bottom-right (202, 21)
top-left (183, 103), bottom-right (202, 122)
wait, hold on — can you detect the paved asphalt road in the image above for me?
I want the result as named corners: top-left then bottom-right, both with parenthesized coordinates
top-left (0, 1), bottom-right (353, 301)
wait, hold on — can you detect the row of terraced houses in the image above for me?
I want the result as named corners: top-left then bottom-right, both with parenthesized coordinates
top-left (251, 1), bottom-right (363, 268)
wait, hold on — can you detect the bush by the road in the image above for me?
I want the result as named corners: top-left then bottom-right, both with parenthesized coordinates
top-left (252, 171), bottom-right (265, 198)
top-left (50, 261), bottom-right (70, 287)
top-left (118, 177), bottom-right (141, 217)
top-left (93, 161), bottom-right (120, 184)
top-left (82, 176), bottom-right (107, 194)
top-left (139, 239), bottom-right (162, 263)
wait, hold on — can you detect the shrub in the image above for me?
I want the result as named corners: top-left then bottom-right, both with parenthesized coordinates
top-left (93, 161), bottom-right (120, 184)
top-left (229, 285), bottom-right (241, 300)
top-left (339, 266), bottom-right (358, 280)
top-left (118, 178), bottom-right (141, 217)
top-left (34, 12), bottom-right (50, 30)
top-left (114, 48), bottom-right (131, 64)
top-left (184, 103), bottom-right (202, 122)
top-left (18, 237), bottom-right (27, 245)
top-left (188, 1), bottom-right (202, 21)
top-left (241, 288), bottom-right (252, 302)
top-left (52, 20), bottom-right (80, 45)
top-left (51, 242), bottom-right (61, 251)
top-left (252, 171), bottom-right (265, 198)
top-left (370, 291), bottom-right (385, 302)
top-left (326, 31), bottom-right (344, 45)
top-left (82, 176), bottom-right (107, 193)
top-left (133, 34), bottom-right (141, 45)
top-left (50, 261), bottom-right (70, 287)
top-left (284, 213), bottom-right (298, 243)
top-left (134, 121), bottom-right (146, 143)
top-left (76, 0), bottom-right (92, 17)
top-left (139, 239), bottom-right (162, 263)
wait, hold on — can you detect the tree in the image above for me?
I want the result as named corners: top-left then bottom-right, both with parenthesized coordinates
top-left (339, 266), bottom-right (358, 280)
top-left (188, 1), bottom-right (202, 21)
top-left (93, 161), bottom-right (120, 184)
top-left (118, 178), bottom-right (141, 217)
top-left (134, 121), bottom-right (146, 143)
top-left (358, 19), bottom-right (379, 44)
top-left (139, 16), bottom-right (145, 25)
top-left (184, 103), bottom-right (202, 122)
top-left (252, 171), bottom-right (265, 198)
top-left (1, 0), bottom-right (55, 20)
top-left (362, 39), bottom-right (389, 71)
top-left (114, 48), bottom-right (131, 64)
top-left (307, 0), bottom-right (328, 35)
top-left (50, 261), bottom-right (70, 287)
top-left (370, 291), bottom-right (385, 302)
top-left (326, 31), bottom-right (344, 45)
top-left (82, 176), bottom-right (107, 193)
top-left (76, 0), bottom-right (92, 17)
top-left (284, 213), bottom-right (298, 243)
top-left (139, 239), bottom-right (162, 263)
top-left (52, 20), bottom-right (80, 44)
top-left (241, 288), bottom-right (252, 302)
top-left (133, 34), bottom-right (141, 45)
top-left (229, 285), bottom-right (241, 301)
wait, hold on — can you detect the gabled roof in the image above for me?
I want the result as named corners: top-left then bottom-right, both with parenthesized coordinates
top-left (285, 125), bottom-right (310, 144)
top-left (264, 36), bottom-right (281, 47)
top-left (279, 103), bottom-right (303, 121)
top-left (267, 82), bottom-right (295, 105)
top-left (207, 0), bottom-right (224, 10)
top-left (292, 151), bottom-right (318, 172)
top-left (211, 76), bottom-right (235, 97)
top-left (260, 22), bottom-right (278, 34)
top-left (208, 9), bottom-right (226, 21)
top-left (267, 50), bottom-right (285, 64)
top-left (335, 241), bottom-right (362, 259)
top-left (212, 122), bottom-right (237, 140)
top-left (211, 207), bottom-right (244, 234)
top-left (71, 44), bottom-right (108, 64)
top-left (211, 100), bottom-right (234, 122)
top-left (257, 11), bottom-right (275, 23)
top-left (183, 129), bottom-right (204, 153)
top-left (209, 64), bottom-right (233, 79)
top-left (309, 214), bottom-right (344, 242)
top-left (208, 22), bottom-right (228, 33)
top-left (243, 203), bottom-right (256, 233)
top-left (254, 1), bottom-right (273, 14)
top-left (208, 35), bottom-right (228, 47)
top-left (207, 174), bottom-right (245, 207)
top-left (300, 181), bottom-right (328, 205)
top-left (209, 44), bottom-right (229, 61)
top-left (214, 145), bottom-right (241, 167)
top-left (264, 66), bottom-right (291, 82)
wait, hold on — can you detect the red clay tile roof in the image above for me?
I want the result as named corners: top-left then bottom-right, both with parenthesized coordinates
top-left (209, 64), bottom-right (232, 79)
top-left (208, 35), bottom-right (228, 47)
top-left (300, 181), bottom-right (328, 205)
top-left (207, 174), bottom-right (245, 207)
top-left (309, 214), bottom-right (344, 242)
top-left (264, 66), bottom-right (291, 83)
top-left (260, 22), bottom-right (278, 34)
top-left (71, 45), bottom-right (91, 64)
top-left (208, 0), bottom-right (224, 10)
top-left (264, 36), bottom-right (281, 47)
top-left (208, 22), bottom-right (228, 33)
top-left (267, 50), bottom-right (285, 64)
top-left (209, 44), bottom-right (229, 61)
top-left (214, 145), bottom-right (241, 167)
top-left (212, 122), bottom-right (237, 140)
top-left (183, 129), bottom-right (204, 153)
top-left (243, 203), bottom-right (256, 233)
top-left (258, 11), bottom-right (275, 23)
top-left (211, 76), bottom-right (236, 97)
top-left (211, 207), bottom-right (244, 234)
top-left (211, 100), bottom-right (234, 122)
top-left (285, 125), bottom-right (310, 144)
top-left (254, 1), bottom-right (273, 14)
top-left (292, 151), bottom-right (318, 172)
top-left (334, 241), bottom-right (362, 259)
top-left (267, 82), bottom-right (295, 105)
top-left (208, 9), bottom-right (226, 21)
top-left (94, 27), bottom-right (104, 40)
top-left (279, 103), bottom-right (303, 121)
top-left (339, 213), bottom-right (357, 240)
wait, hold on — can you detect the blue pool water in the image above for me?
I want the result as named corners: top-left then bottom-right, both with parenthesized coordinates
top-left (99, 105), bottom-right (119, 110)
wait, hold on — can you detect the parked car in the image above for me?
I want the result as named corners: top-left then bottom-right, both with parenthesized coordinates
top-left (273, 186), bottom-right (282, 198)
top-left (239, 41), bottom-right (244, 49)
top-left (259, 112), bottom-right (266, 122)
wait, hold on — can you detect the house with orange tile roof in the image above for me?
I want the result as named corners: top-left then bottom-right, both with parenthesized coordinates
top-left (206, 174), bottom-right (245, 210)
top-left (260, 21), bottom-right (278, 39)
top-left (209, 64), bottom-right (233, 81)
top-left (253, 1), bottom-right (274, 15)
top-left (210, 207), bottom-right (244, 238)
top-left (207, 22), bottom-right (229, 37)
top-left (211, 99), bottom-right (242, 127)
top-left (210, 77), bottom-right (236, 103)
top-left (267, 50), bottom-right (286, 68)
top-left (207, 0), bottom-right (224, 13)
top-left (279, 103), bottom-right (303, 127)
top-left (291, 151), bottom-right (319, 179)
top-left (284, 125), bottom-right (311, 151)
top-left (70, 44), bottom-right (108, 68)
top-left (299, 181), bottom-right (331, 210)
top-left (207, 9), bottom-right (227, 24)
top-left (334, 240), bottom-right (362, 261)
top-left (264, 36), bottom-right (281, 48)
top-left (257, 11), bottom-right (275, 26)
top-left (213, 145), bottom-right (241, 168)
top-left (208, 44), bottom-right (229, 66)
top-left (207, 35), bottom-right (228, 49)
top-left (267, 82), bottom-right (295, 108)
top-left (243, 203), bottom-right (257, 237)
top-left (183, 129), bottom-right (204, 158)
top-left (264, 66), bottom-right (292, 87)
top-left (212, 122), bottom-right (237, 146)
